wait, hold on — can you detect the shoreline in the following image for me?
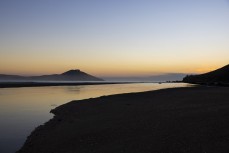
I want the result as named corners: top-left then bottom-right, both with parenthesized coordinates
top-left (18, 86), bottom-right (229, 153)
top-left (0, 81), bottom-right (150, 88)
top-left (0, 81), bottom-right (187, 88)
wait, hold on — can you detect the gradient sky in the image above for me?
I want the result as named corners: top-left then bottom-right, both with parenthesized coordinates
top-left (0, 0), bottom-right (228, 77)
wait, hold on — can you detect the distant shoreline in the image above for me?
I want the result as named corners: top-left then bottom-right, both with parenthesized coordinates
top-left (0, 81), bottom-right (165, 88)
top-left (0, 81), bottom-right (128, 88)
top-left (1, 81), bottom-right (228, 88)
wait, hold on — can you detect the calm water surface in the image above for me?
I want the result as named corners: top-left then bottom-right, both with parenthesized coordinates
top-left (0, 83), bottom-right (192, 153)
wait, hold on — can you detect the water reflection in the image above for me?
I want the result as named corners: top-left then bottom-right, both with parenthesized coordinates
top-left (0, 83), bottom-right (192, 153)
top-left (65, 86), bottom-right (83, 93)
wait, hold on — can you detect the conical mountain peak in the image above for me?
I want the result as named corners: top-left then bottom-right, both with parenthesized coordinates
top-left (62, 69), bottom-right (82, 75)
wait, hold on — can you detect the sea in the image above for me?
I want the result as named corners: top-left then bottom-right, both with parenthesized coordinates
top-left (0, 82), bottom-right (193, 153)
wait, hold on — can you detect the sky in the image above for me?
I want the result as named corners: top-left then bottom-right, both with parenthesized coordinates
top-left (0, 0), bottom-right (229, 77)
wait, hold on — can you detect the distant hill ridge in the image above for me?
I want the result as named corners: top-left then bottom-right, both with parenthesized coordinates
top-left (0, 70), bottom-right (103, 81)
top-left (62, 69), bottom-right (81, 75)
top-left (103, 73), bottom-right (187, 82)
top-left (183, 64), bottom-right (229, 84)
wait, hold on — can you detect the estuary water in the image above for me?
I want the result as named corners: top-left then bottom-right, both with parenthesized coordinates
top-left (0, 83), bottom-right (192, 153)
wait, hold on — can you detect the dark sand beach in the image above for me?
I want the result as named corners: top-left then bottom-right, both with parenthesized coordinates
top-left (18, 86), bottom-right (229, 153)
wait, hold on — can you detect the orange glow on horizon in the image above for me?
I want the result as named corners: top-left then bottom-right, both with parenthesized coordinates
top-left (0, 61), bottom-right (227, 77)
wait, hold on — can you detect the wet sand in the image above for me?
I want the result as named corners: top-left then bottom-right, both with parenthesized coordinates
top-left (18, 86), bottom-right (229, 153)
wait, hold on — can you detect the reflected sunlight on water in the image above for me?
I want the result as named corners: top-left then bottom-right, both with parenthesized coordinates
top-left (0, 83), bottom-right (193, 153)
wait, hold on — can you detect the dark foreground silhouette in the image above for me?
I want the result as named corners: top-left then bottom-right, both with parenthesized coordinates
top-left (18, 86), bottom-right (229, 153)
top-left (183, 64), bottom-right (229, 85)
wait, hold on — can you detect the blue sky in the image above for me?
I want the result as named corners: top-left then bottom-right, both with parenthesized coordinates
top-left (0, 0), bottom-right (229, 76)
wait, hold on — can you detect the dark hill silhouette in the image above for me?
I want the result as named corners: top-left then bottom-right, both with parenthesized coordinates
top-left (183, 64), bottom-right (229, 84)
top-left (0, 70), bottom-right (103, 81)
top-left (0, 74), bottom-right (25, 80)
top-left (62, 69), bottom-right (81, 75)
